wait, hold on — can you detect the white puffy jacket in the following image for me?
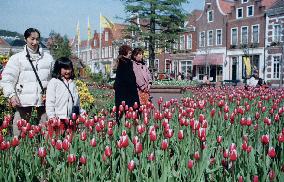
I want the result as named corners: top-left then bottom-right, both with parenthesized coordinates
top-left (0, 46), bottom-right (54, 106)
top-left (46, 78), bottom-right (80, 119)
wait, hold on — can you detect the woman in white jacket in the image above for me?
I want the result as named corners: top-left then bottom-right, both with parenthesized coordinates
top-left (46, 57), bottom-right (80, 120)
top-left (1, 28), bottom-right (54, 136)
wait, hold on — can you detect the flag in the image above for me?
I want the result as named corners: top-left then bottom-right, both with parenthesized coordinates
top-left (100, 15), bottom-right (114, 29)
top-left (76, 21), bottom-right (81, 45)
top-left (87, 17), bottom-right (92, 42)
top-left (243, 56), bottom-right (251, 77)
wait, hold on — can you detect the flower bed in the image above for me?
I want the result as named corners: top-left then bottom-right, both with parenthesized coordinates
top-left (0, 86), bottom-right (283, 181)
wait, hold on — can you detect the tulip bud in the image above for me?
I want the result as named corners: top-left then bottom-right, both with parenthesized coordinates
top-left (80, 131), bottom-right (87, 141)
top-left (127, 160), bottom-right (135, 172)
top-left (90, 138), bottom-right (97, 147)
top-left (217, 136), bottom-right (222, 144)
top-left (104, 146), bottom-right (112, 157)
top-left (135, 142), bottom-right (143, 154)
top-left (67, 154), bottom-right (76, 164)
top-left (268, 147), bottom-right (276, 158)
top-left (161, 139), bottom-right (169, 150)
top-left (261, 134), bottom-right (269, 145)
top-left (178, 130), bottom-right (184, 141)
top-left (230, 149), bottom-right (237, 161)
top-left (194, 151), bottom-right (200, 160)
top-left (187, 160), bottom-right (194, 169)
top-left (147, 152), bottom-right (155, 161)
top-left (62, 139), bottom-right (70, 151)
top-left (79, 156), bottom-right (87, 165)
top-left (38, 147), bottom-right (47, 158)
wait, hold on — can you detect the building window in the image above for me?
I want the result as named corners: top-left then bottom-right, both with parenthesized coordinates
top-left (207, 10), bottom-right (213, 22)
top-left (208, 30), bottom-right (213, 46)
top-left (252, 25), bottom-right (259, 43)
top-left (109, 46), bottom-right (112, 57)
top-left (165, 59), bottom-right (171, 74)
top-left (231, 28), bottom-right (238, 45)
top-left (273, 56), bottom-right (280, 79)
top-left (200, 31), bottom-right (205, 47)
top-left (236, 8), bottom-right (243, 19)
top-left (216, 29), bottom-right (222, 45)
top-left (93, 40), bottom-right (97, 47)
top-left (242, 0), bottom-right (248, 3)
top-left (273, 24), bottom-right (282, 42)
top-left (180, 35), bottom-right (185, 50)
top-left (187, 34), bottom-right (192, 49)
top-left (181, 61), bottom-right (192, 78)
top-left (241, 26), bottom-right (248, 44)
top-left (105, 31), bottom-right (109, 41)
top-left (154, 59), bottom-right (159, 71)
top-left (247, 6), bottom-right (254, 17)
top-left (198, 66), bottom-right (205, 80)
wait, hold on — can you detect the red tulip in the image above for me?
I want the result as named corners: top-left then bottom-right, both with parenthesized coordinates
top-left (62, 139), bottom-right (70, 151)
top-left (240, 118), bottom-right (246, 126)
top-left (253, 175), bottom-right (259, 182)
top-left (223, 149), bottom-right (229, 158)
top-left (261, 135), bottom-right (269, 145)
top-left (55, 140), bottom-right (63, 150)
top-left (38, 147), bottom-right (47, 158)
top-left (210, 108), bottom-right (216, 118)
top-left (242, 142), bottom-right (248, 151)
top-left (0, 134), bottom-right (3, 143)
top-left (246, 118), bottom-right (252, 126)
top-left (119, 135), bottom-right (129, 148)
top-left (161, 139), bottom-right (169, 150)
top-left (147, 153), bottom-right (155, 161)
top-left (67, 154), bottom-right (76, 164)
top-left (135, 142), bottom-right (143, 154)
top-left (194, 151), bottom-right (200, 160)
top-left (238, 176), bottom-right (243, 182)
top-left (268, 147), bottom-right (276, 158)
top-left (107, 128), bottom-right (113, 136)
top-left (72, 113), bottom-right (77, 120)
top-left (128, 160), bottom-right (135, 171)
top-left (224, 105), bottom-right (229, 113)
top-left (230, 149), bottom-right (237, 161)
top-left (149, 129), bottom-right (157, 142)
top-left (278, 133), bottom-right (284, 143)
top-left (80, 131), bottom-right (87, 141)
top-left (11, 136), bottom-right (20, 147)
top-left (104, 146), bottom-right (112, 157)
top-left (217, 136), bottom-right (222, 144)
top-left (269, 170), bottom-right (275, 181)
top-left (137, 124), bottom-right (145, 135)
top-left (255, 112), bottom-right (260, 120)
top-left (187, 160), bottom-right (194, 169)
top-left (79, 156), bottom-right (87, 165)
top-left (246, 146), bottom-right (252, 153)
top-left (178, 130), bottom-right (184, 141)
top-left (90, 138), bottom-right (97, 147)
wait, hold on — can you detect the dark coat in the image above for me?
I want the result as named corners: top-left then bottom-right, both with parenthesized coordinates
top-left (114, 57), bottom-right (139, 108)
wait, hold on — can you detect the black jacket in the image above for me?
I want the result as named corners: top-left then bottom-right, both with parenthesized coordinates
top-left (114, 57), bottom-right (139, 108)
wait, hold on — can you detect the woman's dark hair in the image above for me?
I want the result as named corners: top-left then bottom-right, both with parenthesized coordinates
top-left (131, 48), bottom-right (144, 61)
top-left (24, 28), bottom-right (41, 39)
top-left (118, 45), bottom-right (132, 56)
top-left (52, 57), bottom-right (75, 80)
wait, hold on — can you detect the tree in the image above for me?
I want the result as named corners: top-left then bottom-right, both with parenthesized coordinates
top-left (48, 31), bottom-right (72, 60)
top-left (121, 0), bottom-right (188, 72)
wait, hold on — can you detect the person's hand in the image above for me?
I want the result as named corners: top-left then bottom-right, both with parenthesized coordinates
top-left (9, 95), bottom-right (20, 107)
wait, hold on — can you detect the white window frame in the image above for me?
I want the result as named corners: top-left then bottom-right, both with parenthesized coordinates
top-left (242, 0), bottom-right (248, 4)
top-left (241, 26), bottom-right (249, 44)
top-left (155, 59), bottom-right (159, 71)
top-left (216, 29), bottom-right (222, 45)
top-left (199, 31), bottom-right (205, 47)
top-left (207, 10), bottom-right (213, 23)
top-left (187, 34), bottom-right (192, 49)
top-left (247, 5), bottom-right (254, 17)
top-left (272, 55), bottom-right (281, 79)
top-left (273, 24), bottom-right (282, 42)
top-left (231, 27), bottom-right (238, 45)
top-left (179, 35), bottom-right (185, 50)
top-left (207, 30), bottom-right (213, 46)
top-left (236, 7), bottom-right (243, 19)
top-left (165, 59), bottom-right (171, 73)
top-left (251, 24), bottom-right (259, 43)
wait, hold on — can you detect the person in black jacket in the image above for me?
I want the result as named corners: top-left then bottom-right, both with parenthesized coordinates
top-left (114, 45), bottom-right (140, 124)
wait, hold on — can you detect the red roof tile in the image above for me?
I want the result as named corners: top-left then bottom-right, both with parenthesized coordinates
top-left (218, 0), bottom-right (234, 14)
top-left (262, 0), bottom-right (278, 9)
top-left (0, 38), bottom-right (11, 48)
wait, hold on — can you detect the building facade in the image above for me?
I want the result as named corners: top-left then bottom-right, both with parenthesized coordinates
top-left (265, 0), bottom-right (284, 86)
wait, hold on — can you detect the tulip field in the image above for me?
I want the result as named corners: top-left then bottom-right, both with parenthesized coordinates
top-left (0, 85), bottom-right (284, 181)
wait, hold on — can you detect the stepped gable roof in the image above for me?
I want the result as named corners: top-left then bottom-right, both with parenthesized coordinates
top-left (0, 38), bottom-right (11, 48)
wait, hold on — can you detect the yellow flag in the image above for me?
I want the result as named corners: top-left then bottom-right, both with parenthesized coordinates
top-left (243, 56), bottom-right (251, 77)
top-left (88, 17), bottom-right (92, 41)
top-left (76, 21), bottom-right (81, 45)
top-left (100, 15), bottom-right (114, 29)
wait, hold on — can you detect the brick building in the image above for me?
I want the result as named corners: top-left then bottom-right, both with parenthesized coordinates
top-left (226, 0), bottom-right (277, 82)
top-left (265, 0), bottom-right (284, 86)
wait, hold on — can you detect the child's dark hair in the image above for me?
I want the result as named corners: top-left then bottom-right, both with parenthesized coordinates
top-left (131, 48), bottom-right (145, 64)
top-left (52, 57), bottom-right (75, 80)
top-left (24, 28), bottom-right (41, 39)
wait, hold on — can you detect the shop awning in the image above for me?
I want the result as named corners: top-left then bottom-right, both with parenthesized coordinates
top-left (193, 54), bottom-right (223, 65)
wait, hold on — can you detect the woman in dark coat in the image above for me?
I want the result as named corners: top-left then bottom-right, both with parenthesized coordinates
top-left (114, 45), bottom-right (140, 123)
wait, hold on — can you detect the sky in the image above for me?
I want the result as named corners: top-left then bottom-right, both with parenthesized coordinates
top-left (0, 0), bottom-right (204, 40)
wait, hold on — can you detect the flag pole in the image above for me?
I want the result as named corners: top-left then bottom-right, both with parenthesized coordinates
top-left (99, 12), bottom-right (102, 65)
top-left (77, 20), bottom-right (80, 59)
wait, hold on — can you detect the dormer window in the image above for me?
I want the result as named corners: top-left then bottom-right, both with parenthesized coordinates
top-left (247, 5), bottom-right (254, 17)
top-left (236, 8), bottom-right (243, 19)
top-left (242, 0), bottom-right (248, 3)
top-left (207, 10), bottom-right (213, 22)
top-left (105, 31), bottom-right (109, 41)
